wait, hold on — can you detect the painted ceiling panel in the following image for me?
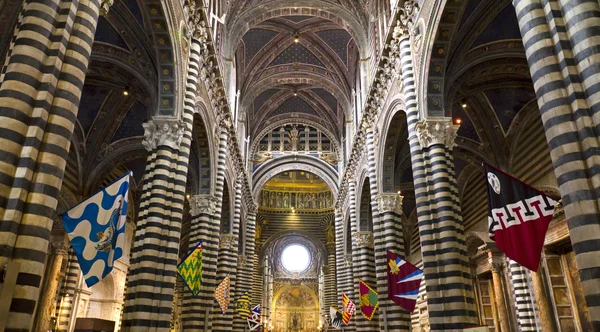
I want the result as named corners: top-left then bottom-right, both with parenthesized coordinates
top-left (315, 29), bottom-right (351, 65)
top-left (472, 4), bottom-right (522, 48)
top-left (282, 15), bottom-right (313, 23)
top-left (274, 97), bottom-right (317, 116)
top-left (254, 88), bottom-right (280, 112)
top-left (123, 0), bottom-right (145, 28)
top-left (312, 88), bottom-right (337, 112)
top-left (453, 103), bottom-right (480, 142)
top-left (112, 101), bottom-right (148, 142)
top-left (484, 88), bottom-right (537, 132)
top-left (270, 43), bottom-right (325, 67)
top-left (78, 85), bottom-right (111, 135)
top-left (242, 28), bottom-right (280, 63)
top-left (95, 17), bottom-right (129, 50)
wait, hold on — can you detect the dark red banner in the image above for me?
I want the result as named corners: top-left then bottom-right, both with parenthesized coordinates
top-left (485, 164), bottom-right (557, 271)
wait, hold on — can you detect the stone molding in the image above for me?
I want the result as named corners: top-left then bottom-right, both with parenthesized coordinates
top-left (376, 193), bottom-right (404, 214)
top-left (142, 119), bottom-right (185, 151)
top-left (353, 231), bottom-right (374, 249)
top-left (189, 194), bottom-right (219, 216)
top-left (415, 117), bottom-right (459, 149)
top-left (219, 234), bottom-right (236, 249)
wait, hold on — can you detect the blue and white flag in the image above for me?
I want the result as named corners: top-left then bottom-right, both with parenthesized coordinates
top-left (62, 172), bottom-right (131, 287)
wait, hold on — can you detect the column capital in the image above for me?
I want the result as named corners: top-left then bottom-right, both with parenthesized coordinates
top-left (237, 255), bottom-right (247, 268)
top-left (51, 239), bottom-right (69, 256)
top-left (353, 231), bottom-right (374, 249)
top-left (219, 234), bottom-right (236, 249)
top-left (415, 117), bottom-right (459, 149)
top-left (490, 261), bottom-right (505, 273)
top-left (247, 203), bottom-right (258, 215)
top-left (142, 118), bottom-right (186, 151)
top-left (189, 194), bottom-right (219, 216)
top-left (376, 192), bottom-right (404, 214)
top-left (343, 254), bottom-right (353, 267)
top-left (185, 0), bottom-right (209, 43)
top-left (100, 0), bottom-right (114, 16)
top-left (394, 0), bottom-right (419, 39)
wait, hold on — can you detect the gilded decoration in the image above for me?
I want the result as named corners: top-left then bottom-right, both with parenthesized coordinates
top-left (272, 285), bottom-right (319, 332)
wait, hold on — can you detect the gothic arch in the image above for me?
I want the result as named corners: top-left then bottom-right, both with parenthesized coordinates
top-left (251, 119), bottom-right (341, 158)
top-left (252, 156), bottom-right (339, 200)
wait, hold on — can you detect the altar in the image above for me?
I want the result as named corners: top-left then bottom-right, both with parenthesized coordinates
top-left (272, 286), bottom-right (320, 332)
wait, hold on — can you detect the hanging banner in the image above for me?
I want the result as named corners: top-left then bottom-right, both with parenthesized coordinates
top-left (485, 163), bottom-right (557, 271)
top-left (387, 250), bottom-right (423, 312)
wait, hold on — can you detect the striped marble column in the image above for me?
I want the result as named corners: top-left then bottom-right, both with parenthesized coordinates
top-left (334, 209), bottom-right (356, 331)
top-left (348, 180), bottom-right (378, 330)
top-left (55, 249), bottom-right (80, 332)
top-left (352, 231), bottom-right (379, 330)
top-left (122, 14), bottom-right (209, 328)
top-left (0, 0), bottom-right (111, 329)
top-left (512, 1), bottom-right (600, 327)
top-left (181, 194), bottom-right (219, 330)
top-left (397, 25), bottom-right (477, 329)
top-left (242, 208), bottom-right (257, 303)
top-left (213, 179), bottom-right (243, 332)
top-left (507, 259), bottom-right (538, 331)
top-left (374, 193), bottom-right (410, 331)
top-left (324, 242), bottom-right (337, 313)
top-left (121, 119), bottom-right (189, 331)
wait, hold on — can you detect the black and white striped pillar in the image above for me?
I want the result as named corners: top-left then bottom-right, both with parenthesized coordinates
top-left (374, 193), bottom-right (410, 331)
top-left (397, 27), bottom-right (477, 329)
top-left (512, 1), bottom-right (600, 328)
top-left (0, 0), bottom-right (111, 329)
top-left (182, 194), bottom-right (219, 330)
top-left (213, 178), bottom-right (242, 332)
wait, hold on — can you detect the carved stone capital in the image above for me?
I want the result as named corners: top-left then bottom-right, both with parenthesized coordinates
top-left (219, 234), bottom-right (236, 249)
top-left (353, 231), bottom-right (374, 249)
top-left (237, 255), bottom-right (247, 268)
top-left (51, 239), bottom-right (69, 256)
top-left (395, 0), bottom-right (419, 38)
top-left (100, 0), bottom-right (114, 16)
top-left (189, 194), bottom-right (218, 216)
top-left (343, 254), bottom-right (353, 267)
top-left (490, 260), bottom-right (505, 273)
top-left (414, 117), bottom-right (459, 149)
top-left (376, 193), bottom-right (403, 214)
top-left (326, 242), bottom-right (336, 252)
top-left (142, 119), bottom-right (186, 151)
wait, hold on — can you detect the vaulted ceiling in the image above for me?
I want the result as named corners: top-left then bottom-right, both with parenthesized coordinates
top-left (234, 14), bottom-right (360, 139)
